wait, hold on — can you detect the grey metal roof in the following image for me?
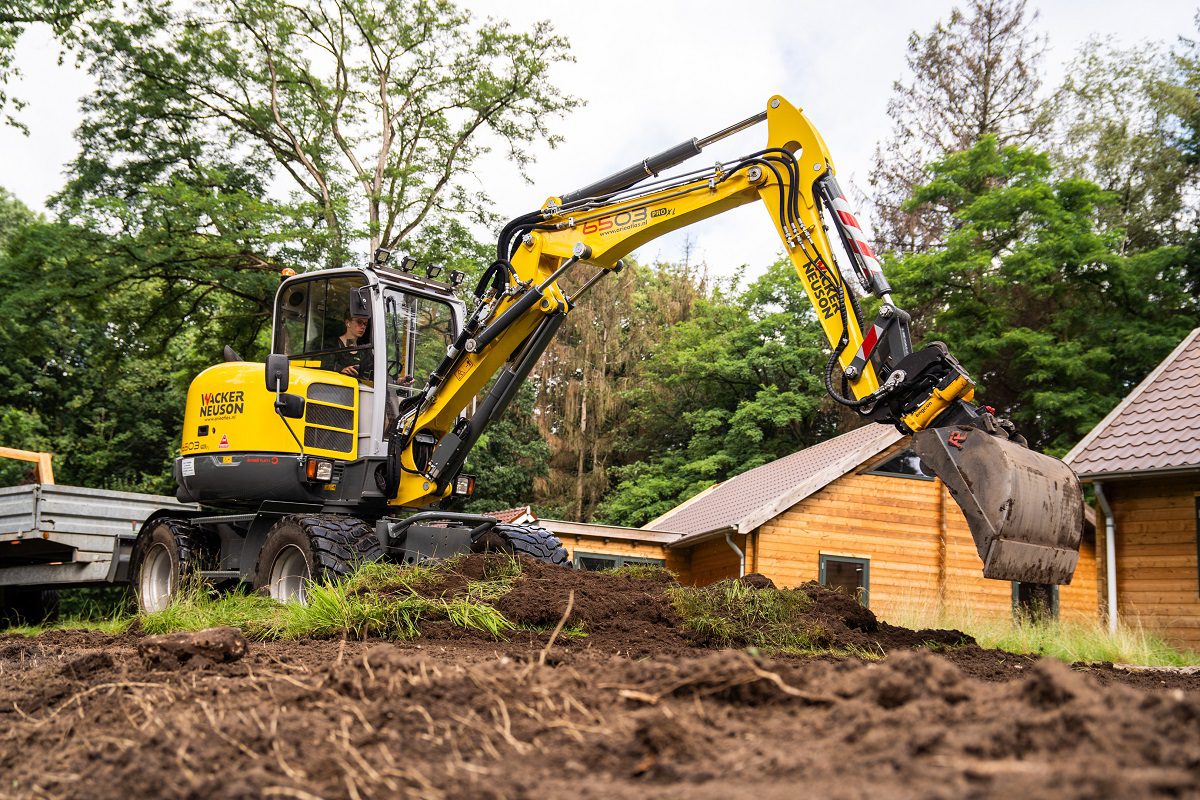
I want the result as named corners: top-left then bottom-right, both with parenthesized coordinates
top-left (1064, 327), bottom-right (1200, 478)
top-left (645, 425), bottom-right (903, 541)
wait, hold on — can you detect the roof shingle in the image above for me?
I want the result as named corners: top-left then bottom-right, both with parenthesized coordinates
top-left (646, 425), bottom-right (902, 539)
top-left (1064, 328), bottom-right (1200, 478)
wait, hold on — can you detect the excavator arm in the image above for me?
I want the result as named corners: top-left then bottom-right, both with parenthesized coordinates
top-left (385, 95), bottom-right (1083, 585)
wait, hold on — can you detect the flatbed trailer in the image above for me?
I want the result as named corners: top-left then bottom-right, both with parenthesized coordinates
top-left (0, 483), bottom-right (195, 590)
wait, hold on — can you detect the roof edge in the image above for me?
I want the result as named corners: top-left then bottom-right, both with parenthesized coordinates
top-left (736, 428), bottom-right (904, 534)
top-left (643, 481), bottom-right (722, 531)
top-left (1064, 327), bottom-right (1200, 466)
top-left (667, 525), bottom-right (737, 550)
top-left (1076, 465), bottom-right (1200, 482)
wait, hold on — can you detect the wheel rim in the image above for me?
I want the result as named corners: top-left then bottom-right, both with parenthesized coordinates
top-left (139, 543), bottom-right (174, 613)
top-left (269, 544), bottom-right (310, 604)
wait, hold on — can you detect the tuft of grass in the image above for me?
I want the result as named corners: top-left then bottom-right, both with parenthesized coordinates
top-left (278, 576), bottom-right (513, 640)
top-left (885, 601), bottom-right (1200, 667)
top-left (603, 563), bottom-right (676, 582)
top-left (669, 579), bottom-right (826, 654)
top-left (140, 585), bottom-right (283, 638)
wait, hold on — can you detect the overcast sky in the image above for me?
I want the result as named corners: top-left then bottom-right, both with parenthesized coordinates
top-left (1, 1), bottom-right (1195, 280)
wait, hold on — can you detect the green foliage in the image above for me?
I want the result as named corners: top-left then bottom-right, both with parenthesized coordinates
top-left (0, 0), bottom-right (576, 490)
top-left (602, 563), bottom-right (676, 582)
top-left (669, 579), bottom-right (827, 654)
top-left (596, 260), bottom-right (842, 526)
top-left (462, 381), bottom-right (549, 513)
top-left (0, 0), bottom-right (98, 129)
top-left (1054, 39), bottom-right (1199, 253)
top-left (888, 136), bottom-right (1196, 453)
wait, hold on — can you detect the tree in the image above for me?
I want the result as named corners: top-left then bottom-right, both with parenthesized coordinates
top-left (871, 0), bottom-right (1051, 252)
top-left (0, 186), bottom-right (37, 248)
top-left (0, 0), bottom-right (577, 490)
top-left (531, 258), bottom-right (707, 521)
top-left (462, 382), bottom-right (548, 514)
top-left (0, 0), bottom-right (97, 129)
top-left (595, 259), bottom-right (845, 527)
top-left (887, 136), bottom-right (1196, 454)
top-left (66, 0), bottom-right (577, 267)
top-left (1053, 40), bottom-right (1198, 254)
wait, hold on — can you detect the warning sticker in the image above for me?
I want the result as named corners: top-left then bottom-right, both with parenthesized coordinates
top-left (181, 458), bottom-right (195, 477)
top-left (218, 434), bottom-right (230, 450)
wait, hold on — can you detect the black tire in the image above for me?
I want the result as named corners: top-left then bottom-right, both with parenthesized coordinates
top-left (253, 514), bottom-right (383, 604)
top-left (0, 588), bottom-right (61, 627)
top-left (130, 517), bottom-right (215, 613)
top-left (471, 523), bottom-right (570, 567)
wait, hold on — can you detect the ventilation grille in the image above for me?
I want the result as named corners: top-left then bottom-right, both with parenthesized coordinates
top-left (304, 427), bottom-right (353, 453)
top-left (305, 403), bottom-right (354, 430)
top-left (307, 383), bottom-right (354, 406)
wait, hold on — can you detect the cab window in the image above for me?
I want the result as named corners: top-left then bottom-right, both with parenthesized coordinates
top-left (276, 276), bottom-right (372, 378)
top-left (382, 289), bottom-right (455, 396)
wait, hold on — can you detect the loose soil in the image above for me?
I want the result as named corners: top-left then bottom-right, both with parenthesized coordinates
top-left (2, 556), bottom-right (1198, 799)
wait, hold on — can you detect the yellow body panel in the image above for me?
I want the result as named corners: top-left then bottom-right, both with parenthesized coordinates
top-left (181, 362), bottom-right (359, 461)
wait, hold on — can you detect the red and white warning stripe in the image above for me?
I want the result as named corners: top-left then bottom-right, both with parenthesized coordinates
top-left (851, 321), bottom-right (886, 371)
top-left (829, 194), bottom-right (883, 279)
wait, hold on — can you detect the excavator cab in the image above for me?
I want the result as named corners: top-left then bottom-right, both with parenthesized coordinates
top-left (174, 265), bottom-right (468, 509)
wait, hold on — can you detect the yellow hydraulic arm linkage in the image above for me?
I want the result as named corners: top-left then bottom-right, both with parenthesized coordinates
top-left (388, 95), bottom-right (1082, 585)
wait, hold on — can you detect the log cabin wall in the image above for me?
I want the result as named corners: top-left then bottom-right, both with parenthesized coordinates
top-left (1102, 475), bottom-right (1200, 653)
top-left (748, 459), bottom-right (1098, 625)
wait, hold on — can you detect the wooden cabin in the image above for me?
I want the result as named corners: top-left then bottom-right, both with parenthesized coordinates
top-left (1064, 327), bottom-right (1200, 653)
top-left (533, 425), bottom-right (1099, 626)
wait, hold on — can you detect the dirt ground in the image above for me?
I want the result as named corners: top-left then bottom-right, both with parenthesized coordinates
top-left (2, 558), bottom-right (1199, 800)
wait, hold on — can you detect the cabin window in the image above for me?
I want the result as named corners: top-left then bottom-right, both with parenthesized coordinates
top-left (574, 552), bottom-right (665, 572)
top-left (819, 555), bottom-right (869, 607)
top-left (276, 275), bottom-right (373, 369)
top-left (1011, 582), bottom-right (1059, 620)
top-left (864, 448), bottom-right (935, 481)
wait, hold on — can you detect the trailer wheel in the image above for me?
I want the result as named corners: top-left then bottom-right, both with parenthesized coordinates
top-left (471, 523), bottom-right (570, 567)
top-left (254, 515), bottom-right (382, 605)
top-left (0, 588), bottom-right (61, 627)
top-left (131, 518), bottom-right (215, 613)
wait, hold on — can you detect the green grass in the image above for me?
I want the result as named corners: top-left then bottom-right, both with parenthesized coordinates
top-left (7, 558), bottom-right (522, 641)
top-left (669, 579), bottom-right (834, 655)
top-left (886, 602), bottom-right (1200, 667)
top-left (602, 563), bottom-right (677, 582)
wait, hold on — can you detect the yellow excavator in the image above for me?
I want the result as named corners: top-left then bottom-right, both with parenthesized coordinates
top-left (131, 95), bottom-right (1083, 611)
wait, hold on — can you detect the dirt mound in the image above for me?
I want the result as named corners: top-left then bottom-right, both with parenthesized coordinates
top-left (492, 556), bottom-right (691, 654)
top-left (2, 635), bottom-right (1198, 799)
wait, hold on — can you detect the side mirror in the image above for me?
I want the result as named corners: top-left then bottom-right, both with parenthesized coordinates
top-left (265, 353), bottom-right (290, 393)
top-left (275, 393), bottom-right (305, 419)
top-left (350, 286), bottom-right (372, 319)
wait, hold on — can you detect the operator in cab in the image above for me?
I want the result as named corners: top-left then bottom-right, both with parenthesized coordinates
top-left (324, 311), bottom-right (372, 381)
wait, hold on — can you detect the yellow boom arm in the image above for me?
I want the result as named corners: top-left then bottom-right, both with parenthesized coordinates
top-left (392, 95), bottom-right (973, 506)
top-left (381, 94), bottom-right (1083, 586)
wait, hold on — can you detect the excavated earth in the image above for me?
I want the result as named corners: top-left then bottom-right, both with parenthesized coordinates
top-left (2, 556), bottom-right (1199, 800)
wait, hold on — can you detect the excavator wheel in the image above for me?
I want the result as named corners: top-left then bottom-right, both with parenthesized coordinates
top-left (131, 518), bottom-right (217, 613)
top-left (471, 523), bottom-right (570, 567)
top-left (254, 514), bottom-right (383, 605)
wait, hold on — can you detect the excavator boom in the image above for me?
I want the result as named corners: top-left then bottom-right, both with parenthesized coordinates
top-left (387, 95), bottom-right (1083, 585)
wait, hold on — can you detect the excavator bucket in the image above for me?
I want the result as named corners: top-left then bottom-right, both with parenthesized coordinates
top-left (912, 426), bottom-right (1083, 585)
